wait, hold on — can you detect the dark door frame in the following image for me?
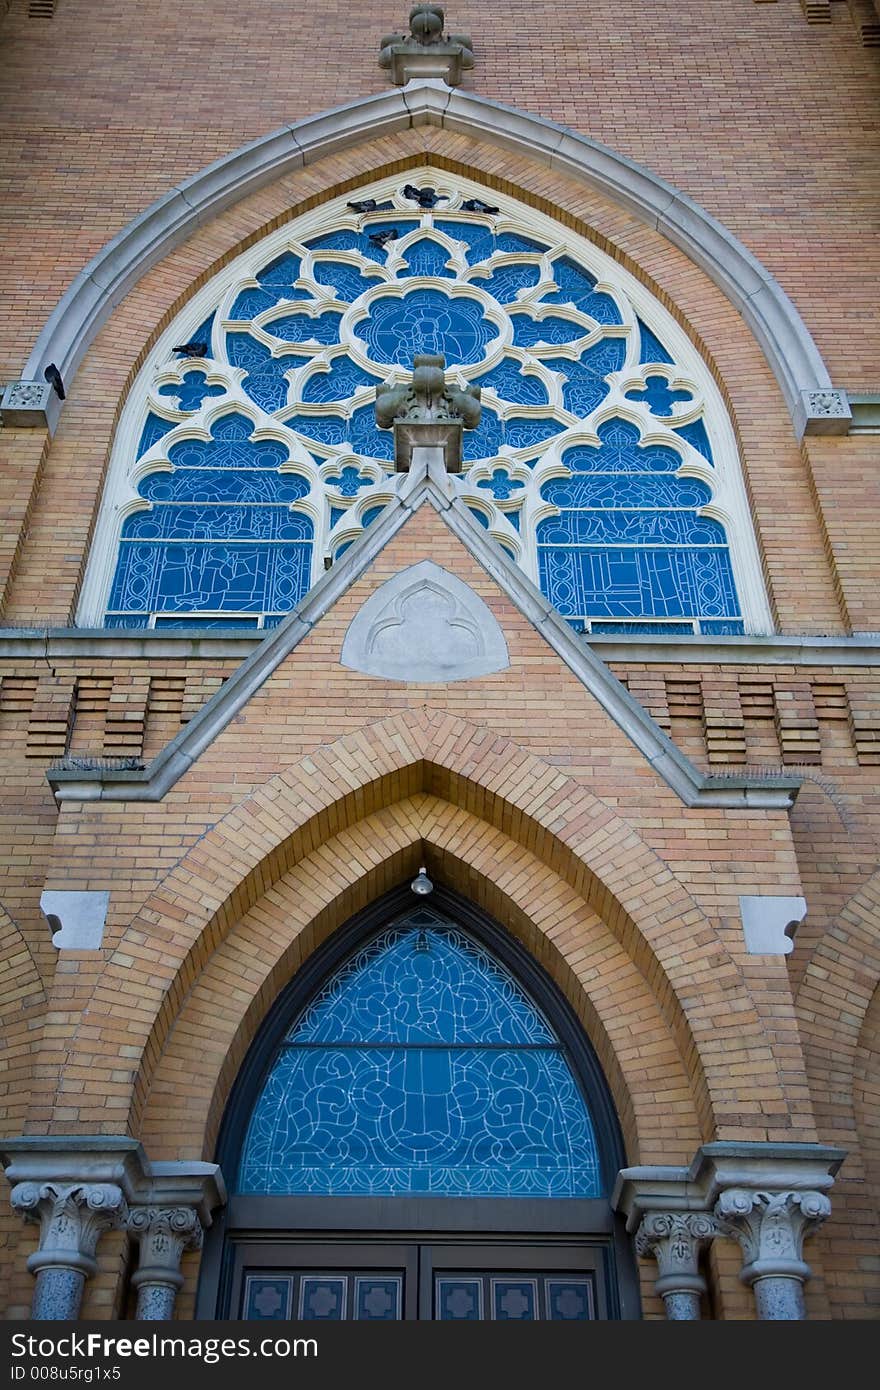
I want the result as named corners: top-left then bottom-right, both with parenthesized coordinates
top-left (195, 882), bottom-right (641, 1319)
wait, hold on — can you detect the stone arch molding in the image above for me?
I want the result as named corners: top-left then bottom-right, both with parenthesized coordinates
top-left (9, 82), bottom-right (847, 439)
top-left (45, 710), bottom-right (803, 1146)
top-left (340, 560), bottom-right (509, 682)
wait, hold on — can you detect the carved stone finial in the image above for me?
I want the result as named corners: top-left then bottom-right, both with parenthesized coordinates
top-left (379, 7), bottom-right (475, 86)
top-left (375, 353), bottom-right (480, 472)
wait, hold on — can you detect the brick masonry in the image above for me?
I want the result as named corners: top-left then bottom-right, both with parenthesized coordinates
top-left (0, 0), bottom-right (877, 1322)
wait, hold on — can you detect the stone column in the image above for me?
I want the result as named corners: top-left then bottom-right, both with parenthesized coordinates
top-left (11, 1182), bottom-right (127, 1320)
top-left (634, 1212), bottom-right (718, 1320)
top-left (127, 1206), bottom-right (204, 1320)
top-left (715, 1187), bottom-right (831, 1320)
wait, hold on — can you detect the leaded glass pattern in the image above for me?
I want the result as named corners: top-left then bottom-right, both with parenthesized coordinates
top-left (237, 909), bottom-right (602, 1198)
top-left (89, 175), bottom-right (767, 633)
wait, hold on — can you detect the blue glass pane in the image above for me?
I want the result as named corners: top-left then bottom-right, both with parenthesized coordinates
top-left (625, 374), bottom-right (694, 416)
top-left (590, 620), bottom-right (696, 635)
top-left (700, 619), bottom-right (745, 635)
top-left (495, 232), bottom-right (547, 256)
top-left (673, 418), bottom-right (714, 465)
top-left (542, 257), bottom-right (621, 324)
top-left (157, 371), bottom-right (224, 413)
top-left (477, 469), bottom-right (524, 501)
top-left (400, 238), bottom-right (455, 278)
top-left (461, 405), bottom-right (503, 461)
top-left (137, 412), bottom-right (174, 458)
top-left (325, 465), bottom-right (373, 497)
top-left (637, 318), bottom-right (673, 365)
top-left (360, 505), bottom-right (386, 528)
top-left (266, 311), bottom-right (342, 345)
top-left (104, 614), bottom-right (149, 629)
top-left (122, 505), bottom-right (313, 542)
top-left (560, 421), bottom-right (682, 474)
top-left (191, 313), bottom-right (215, 359)
top-left (475, 264), bottom-right (540, 303)
top-left (139, 469), bottom-right (308, 504)
top-left (357, 221), bottom-right (416, 264)
top-left (230, 252), bottom-right (303, 318)
top-left (511, 314), bottom-right (588, 349)
top-left (541, 475), bottom-right (710, 510)
top-left (537, 546), bottom-right (740, 620)
top-left (165, 414), bottom-right (289, 469)
top-left (302, 357), bottom-right (380, 403)
top-left (546, 1279), bottom-right (593, 1320)
top-left (237, 914), bottom-right (602, 1198)
top-left (108, 540), bottom-right (312, 615)
top-left (468, 506), bottom-right (490, 529)
top-left (537, 511), bottom-right (726, 546)
top-left (543, 339), bottom-right (626, 416)
top-left (355, 1277), bottom-right (402, 1321)
top-left (358, 289), bottom-right (499, 366)
top-left (299, 1277), bottom-right (346, 1321)
top-left (313, 260), bottom-right (381, 301)
top-left (286, 405), bottom-right (393, 462)
top-left (153, 615), bottom-right (261, 630)
top-left (226, 334), bottom-right (303, 414)
top-left (503, 417), bottom-right (564, 451)
top-left (472, 358), bottom-right (548, 406)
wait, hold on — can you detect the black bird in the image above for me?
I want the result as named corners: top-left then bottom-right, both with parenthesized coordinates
top-left (461, 197), bottom-right (500, 215)
top-left (43, 363), bottom-right (65, 400)
top-left (402, 184), bottom-right (442, 209)
top-left (171, 341), bottom-right (208, 358)
top-left (368, 229), bottom-right (398, 248)
top-left (347, 198), bottom-right (379, 213)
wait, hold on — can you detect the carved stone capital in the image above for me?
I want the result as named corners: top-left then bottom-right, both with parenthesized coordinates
top-left (714, 1187), bottom-right (831, 1284)
top-left (11, 1182), bottom-right (127, 1277)
top-left (128, 1205), bottom-right (204, 1291)
top-left (635, 1212), bottom-right (718, 1288)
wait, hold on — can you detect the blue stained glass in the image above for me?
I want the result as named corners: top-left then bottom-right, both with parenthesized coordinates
top-left (266, 311), bottom-right (343, 345)
top-left (537, 545), bottom-right (740, 620)
top-left (625, 374), bottom-right (694, 416)
top-left (230, 253), bottom-right (303, 318)
top-left (244, 1277), bottom-right (292, 1320)
top-left (358, 221), bottom-right (415, 263)
top-left (542, 474), bottom-right (711, 509)
top-left (325, 465), bottom-right (373, 497)
top-left (673, 418), bottom-right (714, 465)
top-left (355, 1278), bottom-right (401, 1321)
top-left (164, 415), bottom-right (290, 470)
top-left (304, 230), bottom-right (361, 252)
top-left (400, 238), bottom-right (455, 278)
top-left (542, 257), bottom-right (621, 324)
top-left (437, 1280), bottom-right (482, 1320)
top-left (104, 614), bottom-right (148, 628)
top-left (543, 339), bottom-right (627, 417)
top-left (226, 334), bottom-right (300, 413)
top-left (139, 469), bottom-right (308, 504)
top-left (108, 539), bottom-right (312, 616)
top-left (154, 615), bottom-right (261, 630)
top-left (302, 357), bottom-right (380, 403)
top-left (313, 260), bottom-right (381, 301)
top-left (329, 506), bottom-right (346, 529)
top-left (157, 371), bottom-right (225, 413)
top-left (432, 221), bottom-right (496, 265)
top-left (637, 318), bottom-right (674, 365)
top-left (238, 912), bottom-right (601, 1198)
top-left (700, 619), bottom-right (745, 635)
top-left (360, 505), bottom-right (386, 529)
top-left (560, 420), bottom-right (681, 474)
top-left (477, 469), bottom-right (524, 501)
top-left (190, 314), bottom-right (216, 359)
top-left (590, 620), bottom-right (696, 635)
top-left (468, 506), bottom-right (491, 529)
top-left (474, 263), bottom-right (540, 303)
top-left (472, 358), bottom-right (548, 406)
top-left (357, 289), bottom-right (498, 366)
top-left (137, 412), bottom-right (174, 458)
top-left (287, 406), bottom-right (394, 462)
top-left (122, 505), bottom-right (313, 542)
top-left (503, 417), bottom-right (564, 451)
top-left (511, 314), bottom-right (589, 349)
top-left (547, 1279), bottom-right (593, 1320)
top-left (461, 405), bottom-right (503, 461)
top-left (495, 232), bottom-right (547, 255)
top-left (537, 510), bottom-right (725, 546)
top-left (300, 1278), bottom-right (346, 1321)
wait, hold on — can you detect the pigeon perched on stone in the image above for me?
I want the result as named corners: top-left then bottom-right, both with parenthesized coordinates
top-left (402, 184), bottom-right (442, 208)
top-left (368, 229), bottom-right (398, 248)
top-left (461, 198), bottom-right (499, 215)
top-left (347, 198), bottom-right (379, 213)
top-left (43, 363), bottom-right (65, 399)
top-left (172, 341), bottom-right (208, 358)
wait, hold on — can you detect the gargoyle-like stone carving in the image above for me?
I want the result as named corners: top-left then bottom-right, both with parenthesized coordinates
top-left (379, 7), bottom-right (475, 86)
top-left (376, 353), bottom-right (480, 471)
top-left (340, 559), bottom-right (509, 684)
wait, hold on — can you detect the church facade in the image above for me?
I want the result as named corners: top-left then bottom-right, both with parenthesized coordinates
top-left (0, 1), bottom-right (877, 1321)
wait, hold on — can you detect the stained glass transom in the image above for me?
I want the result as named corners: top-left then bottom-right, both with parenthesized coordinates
top-left (237, 909), bottom-right (602, 1198)
top-left (92, 177), bottom-right (764, 633)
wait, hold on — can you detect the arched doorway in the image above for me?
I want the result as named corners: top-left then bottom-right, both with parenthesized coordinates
top-left (197, 885), bottom-right (639, 1320)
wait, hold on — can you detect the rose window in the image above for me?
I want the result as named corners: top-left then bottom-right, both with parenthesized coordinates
top-left (86, 177), bottom-right (769, 635)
